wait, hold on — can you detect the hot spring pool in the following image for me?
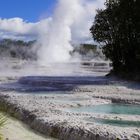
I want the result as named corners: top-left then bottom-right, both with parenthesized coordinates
top-left (86, 118), bottom-right (140, 127)
top-left (68, 104), bottom-right (140, 115)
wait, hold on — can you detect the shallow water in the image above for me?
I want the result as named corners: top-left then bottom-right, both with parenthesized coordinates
top-left (86, 118), bottom-right (140, 127)
top-left (68, 104), bottom-right (140, 115)
top-left (0, 60), bottom-right (110, 77)
top-left (0, 75), bottom-right (109, 92)
top-left (0, 61), bottom-right (110, 93)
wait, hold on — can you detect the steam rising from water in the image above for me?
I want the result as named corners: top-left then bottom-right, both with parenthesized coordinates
top-left (37, 0), bottom-right (105, 65)
top-left (0, 0), bottom-right (105, 65)
top-left (38, 0), bottom-right (79, 64)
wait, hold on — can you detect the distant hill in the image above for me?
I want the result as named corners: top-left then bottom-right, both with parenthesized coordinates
top-left (0, 39), bottom-right (36, 60)
top-left (0, 39), bottom-right (105, 60)
top-left (71, 44), bottom-right (105, 60)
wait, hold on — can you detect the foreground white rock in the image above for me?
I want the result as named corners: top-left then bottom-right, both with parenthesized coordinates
top-left (0, 83), bottom-right (140, 140)
top-left (0, 60), bottom-right (139, 140)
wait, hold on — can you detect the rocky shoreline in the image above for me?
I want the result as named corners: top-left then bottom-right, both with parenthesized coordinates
top-left (0, 60), bottom-right (139, 140)
top-left (0, 81), bottom-right (140, 140)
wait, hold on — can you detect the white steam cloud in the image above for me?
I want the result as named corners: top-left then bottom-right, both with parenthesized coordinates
top-left (0, 0), bottom-right (105, 63)
top-left (37, 0), bottom-right (105, 64)
top-left (38, 0), bottom-right (82, 63)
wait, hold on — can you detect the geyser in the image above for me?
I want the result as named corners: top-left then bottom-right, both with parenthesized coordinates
top-left (38, 0), bottom-right (82, 64)
top-left (37, 0), bottom-right (105, 64)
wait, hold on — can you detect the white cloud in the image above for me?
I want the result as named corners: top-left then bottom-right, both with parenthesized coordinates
top-left (0, 17), bottom-right (52, 40)
top-left (0, 18), bottom-right (35, 34)
top-left (71, 0), bottom-right (105, 44)
top-left (0, 0), bottom-right (105, 42)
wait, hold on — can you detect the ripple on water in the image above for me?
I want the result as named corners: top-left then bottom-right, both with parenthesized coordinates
top-left (85, 118), bottom-right (140, 127)
top-left (67, 104), bottom-right (140, 115)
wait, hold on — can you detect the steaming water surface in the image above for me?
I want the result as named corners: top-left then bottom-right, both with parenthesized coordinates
top-left (0, 59), bottom-right (140, 139)
top-left (0, 59), bottom-right (110, 77)
top-left (0, 59), bottom-right (110, 93)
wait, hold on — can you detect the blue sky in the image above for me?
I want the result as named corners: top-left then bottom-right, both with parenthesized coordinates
top-left (0, 0), bottom-right (57, 22)
top-left (0, 0), bottom-right (104, 42)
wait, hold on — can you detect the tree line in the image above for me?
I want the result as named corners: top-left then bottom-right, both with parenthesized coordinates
top-left (0, 39), bottom-right (36, 59)
top-left (90, 0), bottom-right (140, 78)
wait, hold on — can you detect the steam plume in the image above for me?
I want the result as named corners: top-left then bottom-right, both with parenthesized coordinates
top-left (38, 0), bottom-right (82, 64)
top-left (37, 0), bottom-right (105, 64)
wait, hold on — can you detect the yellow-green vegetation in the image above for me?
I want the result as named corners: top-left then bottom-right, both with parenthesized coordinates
top-left (0, 115), bottom-right (6, 140)
top-left (0, 113), bottom-right (54, 140)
